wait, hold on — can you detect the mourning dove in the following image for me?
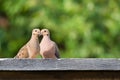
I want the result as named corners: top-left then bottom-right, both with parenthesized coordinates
top-left (14, 29), bottom-right (41, 58)
top-left (39, 29), bottom-right (60, 59)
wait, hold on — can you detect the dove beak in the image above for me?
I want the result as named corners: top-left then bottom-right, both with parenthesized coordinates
top-left (39, 32), bottom-right (42, 36)
top-left (39, 33), bottom-right (41, 36)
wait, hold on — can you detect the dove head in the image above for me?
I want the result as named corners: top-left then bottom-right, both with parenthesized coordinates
top-left (41, 29), bottom-right (50, 36)
top-left (32, 29), bottom-right (41, 36)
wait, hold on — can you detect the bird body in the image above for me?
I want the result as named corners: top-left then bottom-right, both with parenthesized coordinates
top-left (14, 29), bottom-right (40, 58)
top-left (27, 34), bottom-right (40, 58)
top-left (14, 45), bottom-right (28, 58)
top-left (40, 29), bottom-right (60, 59)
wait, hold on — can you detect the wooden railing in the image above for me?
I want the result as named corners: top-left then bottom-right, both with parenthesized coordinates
top-left (0, 58), bottom-right (120, 80)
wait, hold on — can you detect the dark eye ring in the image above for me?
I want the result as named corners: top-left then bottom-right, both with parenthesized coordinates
top-left (44, 30), bottom-right (46, 32)
top-left (35, 30), bottom-right (37, 32)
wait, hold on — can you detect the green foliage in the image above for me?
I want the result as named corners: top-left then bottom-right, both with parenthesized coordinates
top-left (0, 0), bottom-right (120, 58)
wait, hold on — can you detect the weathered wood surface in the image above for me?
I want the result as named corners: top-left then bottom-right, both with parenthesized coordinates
top-left (0, 58), bottom-right (120, 80)
top-left (0, 58), bottom-right (120, 71)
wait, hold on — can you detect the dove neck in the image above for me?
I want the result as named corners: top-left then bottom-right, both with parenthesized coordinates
top-left (31, 34), bottom-right (39, 40)
top-left (42, 35), bottom-right (50, 40)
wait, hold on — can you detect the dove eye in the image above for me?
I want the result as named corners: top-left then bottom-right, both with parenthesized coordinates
top-left (35, 30), bottom-right (37, 32)
top-left (44, 30), bottom-right (46, 32)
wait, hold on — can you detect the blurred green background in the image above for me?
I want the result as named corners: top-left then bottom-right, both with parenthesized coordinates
top-left (0, 0), bottom-right (120, 58)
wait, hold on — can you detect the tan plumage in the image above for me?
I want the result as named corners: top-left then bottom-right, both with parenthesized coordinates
top-left (14, 29), bottom-right (41, 58)
top-left (39, 29), bottom-right (60, 59)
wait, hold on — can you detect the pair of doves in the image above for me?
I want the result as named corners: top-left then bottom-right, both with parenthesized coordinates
top-left (14, 29), bottom-right (60, 59)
